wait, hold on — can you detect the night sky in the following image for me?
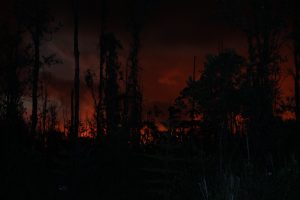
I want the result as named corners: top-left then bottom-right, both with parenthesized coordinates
top-left (2, 0), bottom-right (295, 121)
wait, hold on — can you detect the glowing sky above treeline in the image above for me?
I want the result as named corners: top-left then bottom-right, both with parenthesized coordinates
top-left (2, 0), bottom-right (295, 122)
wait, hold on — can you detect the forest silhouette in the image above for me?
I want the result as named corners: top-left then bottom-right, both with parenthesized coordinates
top-left (1, 0), bottom-right (300, 199)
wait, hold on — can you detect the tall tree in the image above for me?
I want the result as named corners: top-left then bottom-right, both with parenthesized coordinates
top-left (221, 1), bottom-right (286, 159)
top-left (125, 13), bottom-right (143, 146)
top-left (31, 0), bottom-right (40, 136)
top-left (0, 23), bottom-right (27, 137)
top-left (124, 0), bottom-right (155, 145)
top-left (177, 49), bottom-right (246, 170)
top-left (72, 0), bottom-right (80, 140)
top-left (179, 49), bottom-right (245, 135)
top-left (15, 0), bottom-right (59, 135)
top-left (103, 33), bottom-right (122, 139)
top-left (96, 0), bottom-right (107, 142)
top-left (221, 0), bottom-right (289, 161)
top-left (221, 0), bottom-right (285, 120)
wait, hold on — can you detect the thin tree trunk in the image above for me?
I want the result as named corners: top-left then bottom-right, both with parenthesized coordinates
top-left (42, 86), bottom-right (48, 144)
top-left (31, 9), bottom-right (40, 135)
top-left (97, 0), bottom-right (106, 142)
top-left (73, 0), bottom-right (80, 139)
top-left (70, 89), bottom-right (74, 138)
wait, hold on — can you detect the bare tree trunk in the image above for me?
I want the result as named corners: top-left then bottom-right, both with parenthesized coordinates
top-left (97, 0), bottom-right (106, 142)
top-left (73, 0), bottom-right (80, 140)
top-left (31, 4), bottom-right (40, 135)
top-left (42, 85), bottom-right (48, 144)
top-left (63, 104), bottom-right (67, 135)
top-left (70, 89), bottom-right (74, 138)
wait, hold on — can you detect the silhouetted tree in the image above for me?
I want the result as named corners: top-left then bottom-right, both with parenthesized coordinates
top-left (72, 0), bottom-right (80, 140)
top-left (96, 0), bottom-right (107, 142)
top-left (123, 0), bottom-right (157, 146)
top-left (180, 49), bottom-right (245, 134)
top-left (103, 33), bottom-right (122, 139)
top-left (15, 0), bottom-right (60, 135)
top-left (220, 0), bottom-right (287, 161)
top-left (125, 8), bottom-right (143, 146)
top-left (221, 0), bottom-right (286, 120)
top-left (177, 50), bottom-right (245, 168)
top-left (0, 23), bottom-right (28, 148)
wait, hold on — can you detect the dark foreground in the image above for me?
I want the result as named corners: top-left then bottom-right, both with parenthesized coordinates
top-left (2, 123), bottom-right (300, 200)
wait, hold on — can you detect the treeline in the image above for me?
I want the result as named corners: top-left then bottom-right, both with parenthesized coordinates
top-left (0, 0), bottom-right (146, 199)
top-left (1, 0), bottom-right (300, 200)
top-left (169, 0), bottom-right (300, 166)
top-left (0, 0), bottom-right (147, 145)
